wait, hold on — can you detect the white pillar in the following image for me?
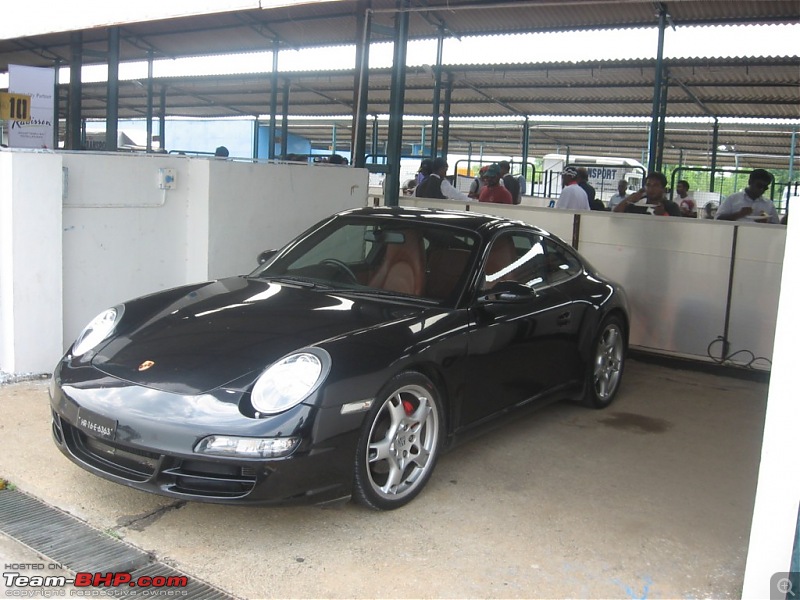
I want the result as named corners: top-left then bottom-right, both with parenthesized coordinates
top-left (0, 151), bottom-right (64, 374)
top-left (742, 216), bottom-right (800, 598)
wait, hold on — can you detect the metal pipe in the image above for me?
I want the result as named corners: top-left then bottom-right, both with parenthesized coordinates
top-left (352, 0), bottom-right (371, 168)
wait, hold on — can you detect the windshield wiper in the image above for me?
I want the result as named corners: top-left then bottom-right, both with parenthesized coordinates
top-left (255, 275), bottom-right (333, 289)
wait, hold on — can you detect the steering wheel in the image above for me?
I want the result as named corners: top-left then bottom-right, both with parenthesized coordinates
top-left (319, 259), bottom-right (358, 284)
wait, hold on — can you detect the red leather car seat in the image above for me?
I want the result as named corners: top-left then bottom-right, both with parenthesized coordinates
top-left (368, 230), bottom-right (426, 295)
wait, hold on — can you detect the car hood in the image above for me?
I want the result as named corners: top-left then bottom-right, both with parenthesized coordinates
top-left (92, 277), bottom-right (428, 395)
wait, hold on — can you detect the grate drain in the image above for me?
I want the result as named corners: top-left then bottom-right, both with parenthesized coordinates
top-left (0, 489), bottom-right (237, 599)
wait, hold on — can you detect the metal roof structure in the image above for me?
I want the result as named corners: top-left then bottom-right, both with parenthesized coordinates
top-left (2, 0), bottom-right (799, 70)
top-left (2, 0), bottom-right (799, 170)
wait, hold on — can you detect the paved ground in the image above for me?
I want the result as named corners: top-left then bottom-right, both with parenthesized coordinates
top-left (0, 360), bottom-right (768, 599)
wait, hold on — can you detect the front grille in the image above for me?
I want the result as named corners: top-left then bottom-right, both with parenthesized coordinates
top-left (163, 460), bottom-right (258, 498)
top-left (51, 411), bottom-right (64, 444)
top-left (60, 420), bottom-right (260, 499)
top-left (62, 421), bottom-right (159, 481)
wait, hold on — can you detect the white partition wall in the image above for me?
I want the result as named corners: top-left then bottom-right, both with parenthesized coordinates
top-left (401, 196), bottom-right (785, 368)
top-left (0, 151), bottom-right (63, 374)
top-left (0, 150), bottom-right (368, 374)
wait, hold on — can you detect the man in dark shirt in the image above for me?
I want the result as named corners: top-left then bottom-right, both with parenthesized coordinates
top-left (498, 161), bottom-right (521, 204)
top-left (415, 157), bottom-right (470, 201)
top-left (576, 167), bottom-right (605, 210)
top-left (613, 171), bottom-right (680, 216)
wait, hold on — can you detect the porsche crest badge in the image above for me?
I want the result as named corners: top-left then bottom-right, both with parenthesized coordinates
top-left (138, 360), bottom-right (155, 372)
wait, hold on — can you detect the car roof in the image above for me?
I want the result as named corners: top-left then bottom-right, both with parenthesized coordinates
top-left (336, 206), bottom-right (547, 238)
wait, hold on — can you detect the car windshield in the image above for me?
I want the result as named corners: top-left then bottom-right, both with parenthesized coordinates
top-left (249, 216), bottom-right (480, 305)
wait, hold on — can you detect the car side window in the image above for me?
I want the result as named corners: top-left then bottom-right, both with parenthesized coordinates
top-left (482, 232), bottom-right (547, 291)
top-left (542, 238), bottom-right (582, 285)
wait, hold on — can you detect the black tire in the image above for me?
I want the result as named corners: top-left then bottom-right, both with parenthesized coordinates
top-left (353, 371), bottom-right (444, 510)
top-left (583, 315), bottom-right (626, 409)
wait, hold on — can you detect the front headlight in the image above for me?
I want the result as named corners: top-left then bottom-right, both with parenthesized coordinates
top-left (72, 306), bottom-right (124, 357)
top-left (195, 435), bottom-right (299, 458)
top-left (251, 349), bottom-right (329, 415)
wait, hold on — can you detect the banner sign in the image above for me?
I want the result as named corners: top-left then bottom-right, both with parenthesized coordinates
top-left (8, 65), bottom-right (55, 149)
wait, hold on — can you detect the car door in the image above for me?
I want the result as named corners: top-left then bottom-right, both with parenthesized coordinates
top-left (458, 230), bottom-right (579, 428)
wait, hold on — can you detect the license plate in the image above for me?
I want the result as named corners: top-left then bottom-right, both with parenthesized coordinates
top-left (76, 407), bottom-right (117, 441)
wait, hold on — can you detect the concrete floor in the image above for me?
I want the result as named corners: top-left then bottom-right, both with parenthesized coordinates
top-left (0, 359), bottom-right (768, 599)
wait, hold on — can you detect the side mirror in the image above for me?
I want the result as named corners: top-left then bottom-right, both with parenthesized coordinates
top-left (257, 249), bottom-right (278, 265)
top-left (478, 280), bottom-right (536, 303)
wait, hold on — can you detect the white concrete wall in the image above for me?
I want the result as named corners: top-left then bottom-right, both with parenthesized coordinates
top-left (402, 197), bottom-right (785, 368)
top-left (0, 151), bottom-right (63, 374)
top-left (741, 212), bottom-right (800, 599)
top-left (1, 150), bottom-right (368, 373)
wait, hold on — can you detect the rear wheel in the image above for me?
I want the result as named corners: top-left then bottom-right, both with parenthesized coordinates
top-left (353, 372), bottom-right (443, 510)
top-left (584, 316), bottom-right (626, 409)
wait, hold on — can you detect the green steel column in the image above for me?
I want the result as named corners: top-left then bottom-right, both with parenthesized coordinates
top-left (384, 0), bottom-right (410, 206)
top-left (655, 70), bottom-right (669, 172)
top-left (52, 59), bottom-right (61, 149)
top-left (105, 27), bottom-right (119, 152)
top-left (371, 115), bottom-right (379, 159)
top-left (647, 3), bottom-right (667, 173)
top-left (441, 74), bottom-right (452, 159)
top-left (67, 32), bottom-right (82, 150)
top-left (146, 51), bottom-right (154, 153)
top-left (522, 116), bottom-right (530, 179)
top-left (159, 87), bottom-right (166, 151)
top-left (269, 39), bottom-right (279, 160)
top-left (430, 25), bottom-right (444, 158)
top-left (710, 119), bottom-right (719, 193)
top-left (281, 80), bottom-right (290, 159)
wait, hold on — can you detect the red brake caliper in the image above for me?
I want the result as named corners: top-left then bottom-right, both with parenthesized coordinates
top-left (402, 399), bottom-right (414, 415)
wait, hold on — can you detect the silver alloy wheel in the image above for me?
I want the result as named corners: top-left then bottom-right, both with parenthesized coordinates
top-left (365, 383), bottom-right (440, 501)
top-left (593, 321), bottom-right (624, 402)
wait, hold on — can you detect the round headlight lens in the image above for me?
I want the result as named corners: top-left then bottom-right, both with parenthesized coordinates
top-left (72, 306), bottom-right (124, 357)
top-left (251, 351), bottom-right (326, 415)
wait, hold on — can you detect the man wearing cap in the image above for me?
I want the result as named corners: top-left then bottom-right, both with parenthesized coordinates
top-left (415, 157), bottom-right (471, 201)
top-left (555, 166), bottom-right (590, 210)
top-left (478, 163), bottom-right (514, 204)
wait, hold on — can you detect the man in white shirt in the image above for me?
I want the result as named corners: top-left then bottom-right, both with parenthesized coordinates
top-left (715, 169), bottom-right (781, 224)
top-left (607, 179), bottom-right (629, 211)
top-left (555, 166), bottom-right (590, 210)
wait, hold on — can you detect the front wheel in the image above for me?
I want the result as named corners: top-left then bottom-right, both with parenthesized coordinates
top-left (353, 372), bottom-right (443, 510)
top-left (583, 315), bottom-right (626, 409)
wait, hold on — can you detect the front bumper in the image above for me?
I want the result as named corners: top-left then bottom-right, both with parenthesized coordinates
top-left (49, 370), bottom-right (363, 505)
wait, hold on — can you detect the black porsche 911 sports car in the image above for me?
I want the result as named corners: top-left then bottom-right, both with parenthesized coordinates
top-left (50, 206), bottom-right (629, 510)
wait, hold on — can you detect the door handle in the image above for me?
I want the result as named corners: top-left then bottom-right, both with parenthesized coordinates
top-left (557, 311), bottom-right (571, 326)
